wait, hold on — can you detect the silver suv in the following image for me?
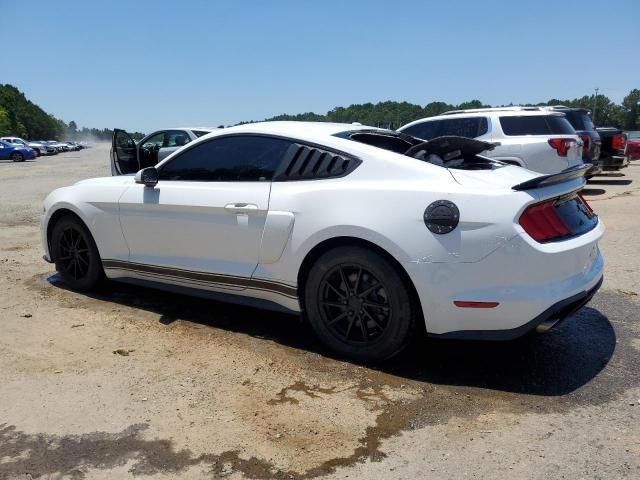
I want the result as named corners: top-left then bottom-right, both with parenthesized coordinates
top-left (398, 107), bottom-right (584, 174)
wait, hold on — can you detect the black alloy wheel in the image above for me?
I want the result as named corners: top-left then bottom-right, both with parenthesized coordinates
top-left (318, 264), bottom-right (392, 344)
top-left (57, 226), bottom-right (91, 281)
top-left (51, 216), bottom-right (104, 290)
top-left (10, 152), bottom-right (24, 162)
top-left (305, 246), bottom-right (416, 362)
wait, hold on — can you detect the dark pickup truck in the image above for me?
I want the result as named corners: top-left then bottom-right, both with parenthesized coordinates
top-left (595, 127), bottom-right (629, 172)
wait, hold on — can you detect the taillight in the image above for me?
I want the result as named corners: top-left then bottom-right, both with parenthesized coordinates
top-left (611, 134), bottom-right (626, 153)
top-left (548, 138), bottom-right (576, 157)
top-left (519, 200), bottom-right (571, 242)
top-left (579, 134), bottom-right (590, 154)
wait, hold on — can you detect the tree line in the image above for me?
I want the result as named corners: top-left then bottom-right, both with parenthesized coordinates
top-left (245, 89), bottom-right (640, 131)
top-left (0, 84), bottom-right (144, 142)
top-left (1, 83), bottom-right (638, 142)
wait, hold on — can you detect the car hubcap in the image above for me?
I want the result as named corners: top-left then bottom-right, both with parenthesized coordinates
top-left (318, 264), bottom-right (392, 343)
top-left (58, 227), bottom-right (90, 280)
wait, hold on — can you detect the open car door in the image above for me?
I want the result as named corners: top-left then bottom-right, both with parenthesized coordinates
top-left (111, 129), bottom-right (139, 175)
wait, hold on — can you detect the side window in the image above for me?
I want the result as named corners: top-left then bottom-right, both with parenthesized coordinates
top-left (440, 117), bottom-right (487, 138)
top-left (477, 117), bottom-right (489, 136)
top-left (401, 121), bottom-right (440, 140)
top-left (193, 130), bottom-right (211, 138)
top-left (499, 115), bottom-right (575, 136)
top-left (165, 130), bottom-right (190, 148)
top-left (115, 131), bottom-right (135, 149)
top-left (158, 135), bottom-right (292, 182)
top-left (141, 132), bottom-right (165, 150)
top-left (500, 116), bottom-right (549, 136)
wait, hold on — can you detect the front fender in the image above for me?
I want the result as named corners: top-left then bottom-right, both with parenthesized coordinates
top-left (42, 185), bottom-right (129, 264)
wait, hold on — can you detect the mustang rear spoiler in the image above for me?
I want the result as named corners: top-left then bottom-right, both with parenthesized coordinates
top-left (512, 164), bottom-right (591, 191)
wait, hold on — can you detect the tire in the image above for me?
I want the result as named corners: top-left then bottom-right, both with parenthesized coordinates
top-left (10, 152), bottom-right (24, 162)
top-left (51, 215), bottom-right (104, 291)
top-left (304, 246), bottom-right (417, 362)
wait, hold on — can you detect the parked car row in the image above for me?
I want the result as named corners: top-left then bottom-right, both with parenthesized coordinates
top-left (109, 109), bottom-right (636, 179)
top-left (0, 139), bottom-right (37, 162)
top-left (397, 105), bottom-right (632, 178)
top-left (0, 136), bottom-right (89, 158)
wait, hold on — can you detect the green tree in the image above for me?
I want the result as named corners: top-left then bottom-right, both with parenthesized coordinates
top-left (620, 89), bottom-right (640, 130)
top-left (0, 107), bottom-right (11, 136)
top-left (67, 120), bottom-right (78, 140)
top-left (0, 84), bottom-right (65, 139)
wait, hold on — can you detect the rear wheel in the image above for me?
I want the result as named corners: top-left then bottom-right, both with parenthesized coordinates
top-left (51, 216), bottom-right (104, 290)
top-left (10, 152), bottom-right (24, 162)
top-left (304, 246), bottom-right (416, 362)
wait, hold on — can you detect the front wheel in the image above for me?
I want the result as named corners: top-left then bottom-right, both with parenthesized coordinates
top-left (10, 152), bottom-right (24, 162)
top-left (51, 216), bottom-right (104, 290)
top-left (304, 246), bottom-right (417, 362)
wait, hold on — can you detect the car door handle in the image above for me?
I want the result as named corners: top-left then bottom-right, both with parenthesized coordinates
top-left (224, 203), bottom-right (259, 213)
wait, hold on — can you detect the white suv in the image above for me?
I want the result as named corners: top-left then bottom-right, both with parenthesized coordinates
top-left (398, 107), bottom-right (584, 174)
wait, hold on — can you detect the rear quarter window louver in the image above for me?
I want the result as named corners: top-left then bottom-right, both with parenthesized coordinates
top-left (273, 143), bottom-right (361, 181)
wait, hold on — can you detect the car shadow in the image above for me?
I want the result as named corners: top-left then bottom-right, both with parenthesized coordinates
top-left (0, 159), bottom-right (37, 164)
top-left (384, 305), bottom-right (615, 396)
top-left (588, 179), bottom-right (632, 186)
top-left (47, 274), bottom-right (615, 398)
top-left (581, 188), bottom-right (606, 196)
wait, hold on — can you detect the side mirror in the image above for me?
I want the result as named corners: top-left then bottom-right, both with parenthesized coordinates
top-left (135, 167), bottom-right (159, 187)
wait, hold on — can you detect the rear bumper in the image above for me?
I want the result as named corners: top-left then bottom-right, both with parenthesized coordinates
top-left (406, 220), bottom-right (604, 337)
top-left (433, 275), bottom-right (603, 340)
top-left (601, 155), bottom-right (629, 170)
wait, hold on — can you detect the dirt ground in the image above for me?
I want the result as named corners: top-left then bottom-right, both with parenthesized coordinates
top-left (0, 144), bottom-right (639, 480)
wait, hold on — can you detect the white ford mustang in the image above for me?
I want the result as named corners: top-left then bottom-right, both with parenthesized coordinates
top-left (41, 122), bottom-right (604, 361)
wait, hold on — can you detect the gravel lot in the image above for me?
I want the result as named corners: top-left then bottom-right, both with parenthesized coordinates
top-left (1, 145), bottom-right (639, 479)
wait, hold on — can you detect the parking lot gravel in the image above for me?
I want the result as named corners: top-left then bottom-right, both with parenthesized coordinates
top-left (0, 145), bottom-right (639, 479)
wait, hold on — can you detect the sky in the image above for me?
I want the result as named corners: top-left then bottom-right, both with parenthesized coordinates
top-left (4, 0), bottom-right (639, 132)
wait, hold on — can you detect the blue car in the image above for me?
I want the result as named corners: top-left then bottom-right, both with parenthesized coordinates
top-left (0, 140), bottom-right (36, 162)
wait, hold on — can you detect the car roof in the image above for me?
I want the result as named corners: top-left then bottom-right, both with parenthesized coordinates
top-left (166, 127), bottom-right (216, 131)
top-left (544, 105), bottom-right (590, 113)
top-left (399, 109), bottom-right (564, 131)
top-left (440, 106), bottom-right (544, 115)
top-left (208, 121), bottom-right (380, 137)
top-left (156, 121), bottom-right (403, 168)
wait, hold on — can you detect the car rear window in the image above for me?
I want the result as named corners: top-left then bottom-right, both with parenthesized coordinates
top-left (561, 110), bottom-right (594, 131)
top-left (499, 115), bottom-right (575, 136)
